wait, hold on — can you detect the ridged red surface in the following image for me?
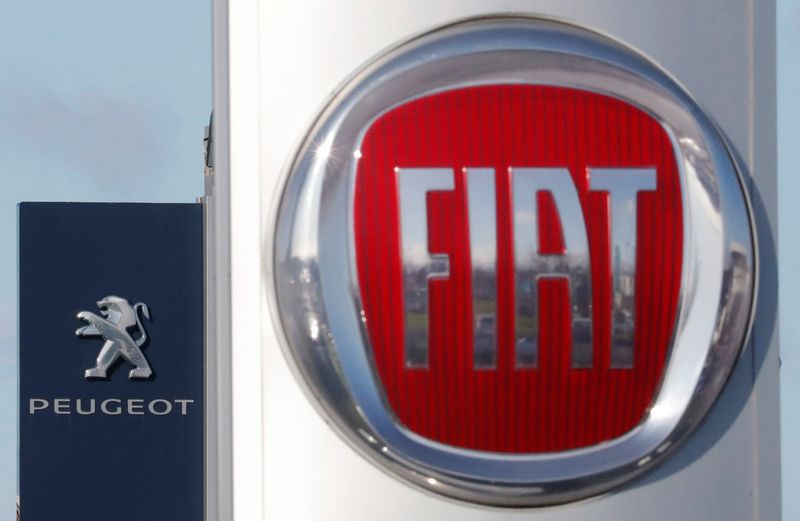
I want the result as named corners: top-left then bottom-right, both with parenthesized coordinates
top-left (353, 85), bottom-right (682, 453)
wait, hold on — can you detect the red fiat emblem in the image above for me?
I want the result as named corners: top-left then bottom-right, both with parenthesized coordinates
top-left (354, 85), bottom-right (680, 452)
top-left (272, 16), bottom-right (755, 506)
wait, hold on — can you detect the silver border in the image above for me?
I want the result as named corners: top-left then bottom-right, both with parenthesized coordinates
top-left (205, 0), bottom-right (233, 519)
top-left (268, 15), bottom-right (757, 507)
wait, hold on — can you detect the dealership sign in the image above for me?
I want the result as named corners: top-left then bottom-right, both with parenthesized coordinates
top-left (270, 17), bottom-right (756, 506)
top-left (19, 203), bottom-right (203, 521)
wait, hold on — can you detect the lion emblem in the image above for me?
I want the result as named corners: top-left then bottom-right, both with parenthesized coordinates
top-left (75, 295), bottom-right (153, 379)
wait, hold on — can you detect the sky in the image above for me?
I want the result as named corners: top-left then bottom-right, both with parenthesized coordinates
top-left (0, 0), bottom-right (210, 511)
top-left (0, 0), bottom-right (797, 518)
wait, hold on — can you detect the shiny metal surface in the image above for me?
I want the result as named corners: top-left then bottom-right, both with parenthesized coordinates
top-left (512, 168), bottom-right (592, 368)
top-left (75, 295), bottom-right (153, 380)
top-left (465, 168), bottom-right (498, 369)
top-left (397, 168), bottom-right (455, 368)
top-left (268, 15), bottom-right (757, 507)
top-left (589, 168), bottom-right (657, 368)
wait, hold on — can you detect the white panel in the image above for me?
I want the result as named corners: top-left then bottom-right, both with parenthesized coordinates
top-left (219, 0), bottom-right (779, 519)
top-left (227, 0), bottom-right (264, 519)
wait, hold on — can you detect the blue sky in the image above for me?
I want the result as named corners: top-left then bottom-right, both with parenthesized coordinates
top-left (0, 0), bottom-right (210, 510)
top-left (0, 0), bottom-right (797, 518)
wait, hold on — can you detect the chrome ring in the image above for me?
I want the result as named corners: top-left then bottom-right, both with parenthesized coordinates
top-left (268, 15), bottom-right (756, 507)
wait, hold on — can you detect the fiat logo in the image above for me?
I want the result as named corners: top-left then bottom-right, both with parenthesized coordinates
top-left (270, 16), bottom-right (756, 506)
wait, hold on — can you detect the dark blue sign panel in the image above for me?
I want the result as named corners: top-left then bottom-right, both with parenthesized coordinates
top-left (19, 203), bottom-right (203, 521)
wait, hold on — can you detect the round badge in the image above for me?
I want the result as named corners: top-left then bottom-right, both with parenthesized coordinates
top-left (269, 15), bottom-right (756, 507)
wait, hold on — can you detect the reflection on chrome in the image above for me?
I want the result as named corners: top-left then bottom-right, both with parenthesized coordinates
top-left (679, 136), bottom-right (720, 212)
top-left (308, 317), bottom-right (320, 341)
top-left (589, 168), bottom-right (657, 367)
top-left (466, 168), bottom-right (498, 369)
top-left (512, 168), bottom-right (592, 368)
top-left (315, 136), bottom-right (333, 160)
top-left (396, 168), bottom-right (454, 368)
